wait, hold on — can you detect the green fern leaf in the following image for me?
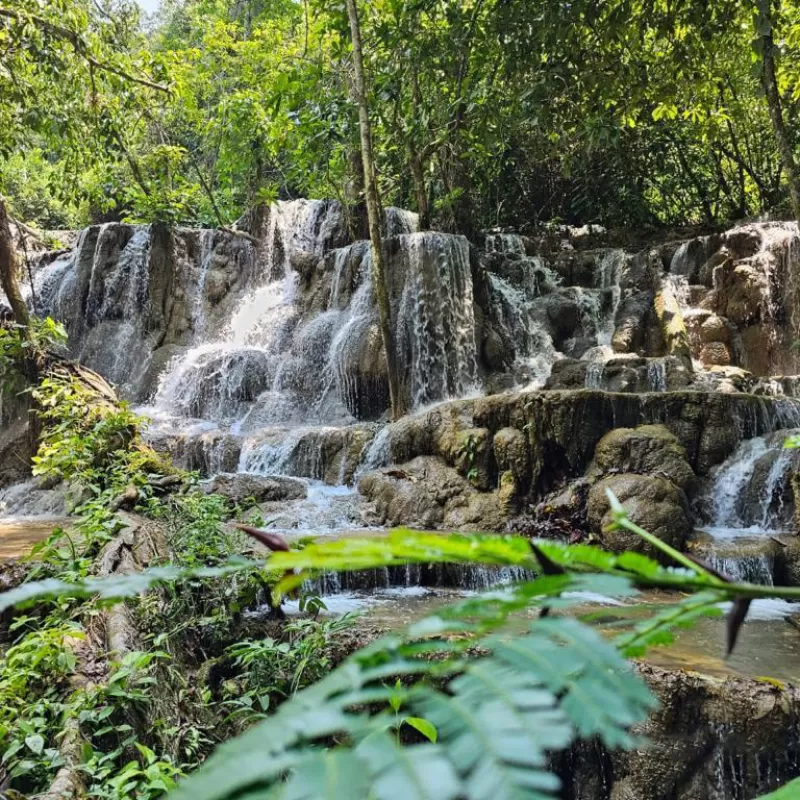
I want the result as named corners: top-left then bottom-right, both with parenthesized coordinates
top-left (356, 734), bottom-right (461, 800)
top-left (279, 751), bottom-right (372, 800)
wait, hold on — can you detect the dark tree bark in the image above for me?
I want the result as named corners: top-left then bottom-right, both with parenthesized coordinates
top-left (408, 150), bottom-right (430, 230)
top-left (759, 0), bottom-right (800, 222)
top-left (0, 198), bottom-right (30, 329)
top-left (345, 0), bottom-right (405, 419)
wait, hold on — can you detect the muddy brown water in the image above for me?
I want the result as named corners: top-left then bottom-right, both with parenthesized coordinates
top-left (321, 587), bottom-right (800, 684)
top-left (0, 518), bottom-right (69, 561)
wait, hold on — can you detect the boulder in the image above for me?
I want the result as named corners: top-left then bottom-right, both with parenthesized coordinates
top-left (699, 341), bottom-right (731, 367)
top-left (587, 474), bottom-right (691, 556)
top-left (493, 427), bottom-right (530, 484)
top-left (612, 291), bottom-right (654, 354)
top-left (202, 473), bottom-right (307, 505)
top-left (588, 424), bottom-right (695, 490)
top-left (722, 263), bottom-right (766, 326)
top-left (699, 313), bottom-right (730, 344)
top-left (560, 664), bottom-right (800, 800)
top-left (358, 456), bottom-right (509, 531)
top-left (481, 324), bottom-right (513, 372)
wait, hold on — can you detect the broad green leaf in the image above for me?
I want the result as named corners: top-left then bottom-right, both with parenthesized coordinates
top-left (403, 717), bottom-right (437, 743)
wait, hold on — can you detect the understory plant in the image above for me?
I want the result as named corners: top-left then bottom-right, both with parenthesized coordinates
top-left (0, 344), bottom-right (347, 797)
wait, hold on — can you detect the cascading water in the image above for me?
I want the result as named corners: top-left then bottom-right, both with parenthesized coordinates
top-left (595, 249), bottom-right (625, 348)
top-left (704, 431), bottom-right (800, 534)
top-left (485, 232), bottom-right (526, 255)
top-left (395, 233), bottom-right (478, 406)
top-left (647, 358), bottom-right (668, 392)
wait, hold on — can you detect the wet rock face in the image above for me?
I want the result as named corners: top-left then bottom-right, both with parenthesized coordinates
top-left (546, 356), bottom-right (692, 393)
top-left (238, 424), bottom-right (378, 486)
top-left (560, 665), bottom-right (800, 800)
top-left (587, 474), bottom-right (691, 555)
top-left (0, 384), bottom-right (34, 488)
top-left (612, 291), bottom-right (654, 354)
top-left (201, 473), bottom-right (307, 505)
top-left (689, 532), bottom-right (782, 584)
top-left (357, 389), bottom-right (800, 534)
top-left (358, 455), bottom-right (510, 531)
top-left (588, 425), bottom-right (695, 490)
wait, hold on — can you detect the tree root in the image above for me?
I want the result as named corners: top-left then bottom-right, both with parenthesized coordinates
top-left (32, 718), bottom-right (84, 800)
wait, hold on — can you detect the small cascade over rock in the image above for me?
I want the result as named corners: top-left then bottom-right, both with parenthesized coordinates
top-left (392, 232), bottom-right (478, 405)
top-left (701, 429), bottom-right (800, 534)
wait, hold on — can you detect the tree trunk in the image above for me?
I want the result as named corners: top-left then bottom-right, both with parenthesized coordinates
top-left (345, 0), bottom-right (405, 419)
top-left (409, 150), bottom-right (430, 230)
top-left (759, 0), bottom-right (800, 221)
top-left (0, 198), bottom-right (30, 328)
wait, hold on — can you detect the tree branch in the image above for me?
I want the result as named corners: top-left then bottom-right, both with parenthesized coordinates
top-left (0, 7), bottom-right (170, 93)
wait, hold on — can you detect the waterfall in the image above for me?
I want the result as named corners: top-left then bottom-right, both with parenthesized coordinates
top-left (585, 363), bottom-right (605, 390)
top-left (647, 358), bottom-right (668, 392)
top-left (707, 553), bottom-right (774, 585)
top-left (704, 430), bottom-right (800, 533)
top-left (595, 249), bottom-right (625, 347)
top-left (385, 207), bottom-right (419, 237)
top-left (487, 273), bottom-right (559, 388)
top-left (395, 233), bottom-right (478, 406)
top-left (485, 232), bottom-right (526, 255)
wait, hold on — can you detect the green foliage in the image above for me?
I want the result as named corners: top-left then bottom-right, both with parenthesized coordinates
top-left (166, 590), bottom-right (654, 800)
top-left (0, 317), bottom-right (66, 383)
top-left (757, 777), bottom-right (800, 799)
top-left (6, 517), bottom-right (800, 798)
top-left (5, 0), bottom-right (800, 231)
top-left (221, 614), bottom-right (357, 727)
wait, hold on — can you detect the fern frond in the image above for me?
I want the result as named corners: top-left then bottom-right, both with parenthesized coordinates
top-left (168, 578), bottom-right (654, 800)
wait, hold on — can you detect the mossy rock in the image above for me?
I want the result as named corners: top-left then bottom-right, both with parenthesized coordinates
top-left (588, 424), bottom-right (695, 491)
top-left (588, 473), bottom-right (691, 557)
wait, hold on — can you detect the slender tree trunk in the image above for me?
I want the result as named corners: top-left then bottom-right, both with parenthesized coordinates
top-left (759, 0), bottom-right (800, 221)
top-left (0, 199), bottom-right (30, 329)
top-left (345, 0), bottom-right (405, 419)
top-left (408, 150), bottom-right (430, 230)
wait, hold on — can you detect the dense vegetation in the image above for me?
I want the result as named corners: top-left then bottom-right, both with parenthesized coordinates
top-left (7, 0), bottom-right (800, 797)
top-left (5, 0), bottom-right (800, 233)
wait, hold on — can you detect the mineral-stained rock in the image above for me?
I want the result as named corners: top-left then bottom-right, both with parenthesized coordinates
top-left (654, 277), bottom-right (693, 366)
top-left (152, 429), bottom-right (243, 476)
top-left (240, 424), bottom-right (379, 486)
top-left (375, 389), bottom-right (800, 503)
top-left (724, 263), bottom-right (767, 326)
top-left (587, 473), bottom-right (691, 555)
top-left (202, 473), bottom-right (307, 505)
top-left (493, 427), bottom-right (530, 484)
top-left (699, 341), bottom-right (731, 367)
top-left (588, 424), bottom-right (695, 490)
top-left (699, 313), bottom-right (730, 344)
top-left (358, 455), bottom-right (509, 531)
top-left (612, 291), bottom-right (654, 354)
top-left (560, 664), bottom-right (800, 800)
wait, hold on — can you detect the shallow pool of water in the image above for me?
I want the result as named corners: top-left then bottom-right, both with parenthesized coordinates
top-left (305, 585), bottom-right (800, 683)
top-left (0, 518), bottom-right (68, 561)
